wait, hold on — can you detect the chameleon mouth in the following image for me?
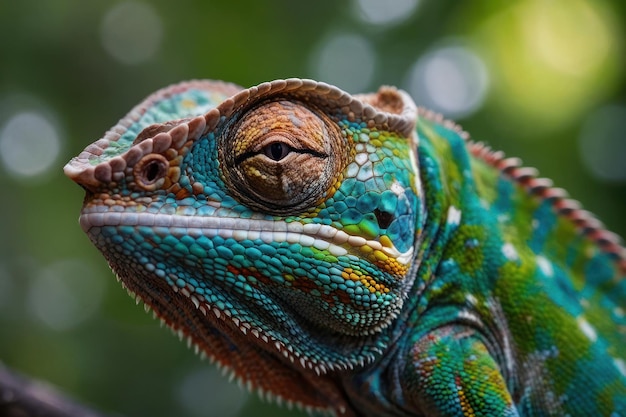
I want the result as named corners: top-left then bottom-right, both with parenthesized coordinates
top-left (79, 210), bottom-right (414, 264)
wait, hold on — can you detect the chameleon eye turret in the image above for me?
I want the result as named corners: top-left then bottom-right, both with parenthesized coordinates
top-left (220, 99), bottom-right (349, 215)
top-left (65, 78), bottom-right (626, 417)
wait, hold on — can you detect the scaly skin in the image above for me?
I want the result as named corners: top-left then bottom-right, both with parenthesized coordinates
top-left (65, 79), bottom-right (626, 416)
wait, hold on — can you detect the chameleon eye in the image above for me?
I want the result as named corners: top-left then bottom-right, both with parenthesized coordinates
top-left (134, 154), bottom-right (169, 190)
top-left (219, 100), bottom-right (349, 215)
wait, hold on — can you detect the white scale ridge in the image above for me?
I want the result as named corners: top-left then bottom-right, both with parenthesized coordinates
top-left (80, 211), bottom-right (414, 264)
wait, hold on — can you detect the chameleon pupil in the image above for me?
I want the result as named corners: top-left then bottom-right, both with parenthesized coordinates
top-left (266, 142), bottom-right (288, 161)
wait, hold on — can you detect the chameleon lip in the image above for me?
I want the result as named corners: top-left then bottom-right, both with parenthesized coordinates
top-left (79, 210), bottom-right (414, 264)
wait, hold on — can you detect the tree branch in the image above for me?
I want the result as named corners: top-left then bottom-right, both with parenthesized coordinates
top-left (0, 362), bottom-right (112, 417)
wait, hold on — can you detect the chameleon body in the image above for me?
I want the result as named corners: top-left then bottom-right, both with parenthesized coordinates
top-left (64, 79), bottom-right (626, 416)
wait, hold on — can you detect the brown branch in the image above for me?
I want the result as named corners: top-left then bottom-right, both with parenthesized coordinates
top-left (0, 361), bottom-right (112, 417)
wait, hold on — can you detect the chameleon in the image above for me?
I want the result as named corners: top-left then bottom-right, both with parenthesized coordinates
top-left (64, 78), bottom-right (626, 416)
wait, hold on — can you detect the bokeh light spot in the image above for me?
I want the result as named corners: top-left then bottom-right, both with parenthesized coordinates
top-left (100, 1), bottom-right (163, 65)
top-left (475, 0), bottom-right (622, 129)
top-left (310, 34), bottom-right (375, 93)
top-left (353, 0), bottom-right (419, 26)
top-left (27, 259), bottom-right (106, 331)
top-left (527, 1), bottom-right (612, 77)
top-left (177, 367), bottom-right (247, 417)
top-left (406, 43), bottom-right (489, 119)
top-left (0, 111), bottom-right (62, 180)
top-left (578, 105), bottom-right (626, 182)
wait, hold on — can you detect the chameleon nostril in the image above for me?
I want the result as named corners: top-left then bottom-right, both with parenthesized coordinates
top-left (134, 154), bottom-right (169, 190)
top-left (145, 160), bottom-right (161, 182)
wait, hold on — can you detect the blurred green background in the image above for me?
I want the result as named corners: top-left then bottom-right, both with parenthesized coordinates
top-left (0, 0), bottom-right (624, 416)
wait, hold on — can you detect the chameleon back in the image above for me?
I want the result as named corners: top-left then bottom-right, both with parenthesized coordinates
top-left (408, 112), bottom-right (626, 415)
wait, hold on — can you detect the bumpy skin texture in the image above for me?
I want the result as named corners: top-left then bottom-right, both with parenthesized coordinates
top-left (65, 79), bottom-right (626, 416)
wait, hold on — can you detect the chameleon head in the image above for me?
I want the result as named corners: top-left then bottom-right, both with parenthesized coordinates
top-left (64, 79), bottom-right (422, 405)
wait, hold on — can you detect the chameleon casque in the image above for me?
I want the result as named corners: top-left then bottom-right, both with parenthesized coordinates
top-left (64, 78), bottom-right (626, 416)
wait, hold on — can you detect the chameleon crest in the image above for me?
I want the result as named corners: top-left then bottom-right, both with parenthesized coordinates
top-left (65, 79), bottom-right (626, 416)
